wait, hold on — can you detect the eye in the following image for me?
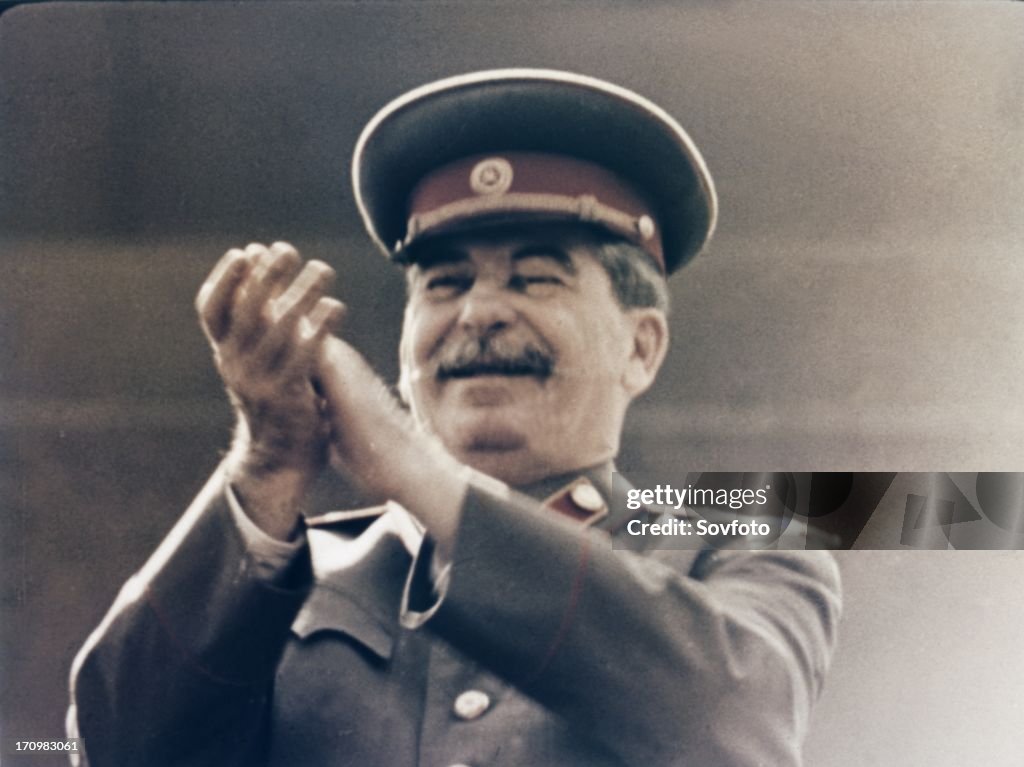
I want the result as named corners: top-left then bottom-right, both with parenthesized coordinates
top-left (425, 273), bottom-right (473, 297)
top-left (525, 275), bottom-right (563, 284)
top-left (509, 274), bottom-right (565, 293)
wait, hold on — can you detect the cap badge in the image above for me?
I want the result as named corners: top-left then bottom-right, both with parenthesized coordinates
top-left (469, 157), bottom-right (514, 196)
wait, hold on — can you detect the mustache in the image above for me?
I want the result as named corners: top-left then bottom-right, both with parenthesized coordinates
top-left (434, 335), bottom-right (556, 380)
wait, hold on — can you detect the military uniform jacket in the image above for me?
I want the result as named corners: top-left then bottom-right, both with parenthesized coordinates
top-left (68, 468), bottom-right (841, 766)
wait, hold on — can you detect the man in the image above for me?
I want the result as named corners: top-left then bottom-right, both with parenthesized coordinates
top-left (68, 70), bottom-right (841, 766)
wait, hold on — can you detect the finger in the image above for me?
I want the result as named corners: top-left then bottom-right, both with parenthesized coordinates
top-left (244, 242), bottom-right (273, 276)
top-left (228, 243), bottom-right (273, 345)
top-left (255, 260), bottom-right (336, 366)
top-left (195, 249), bottom-right (251, 342)
top-left (234, 243), bottom-right (303, 346)
top-left (304, 296), bottom-right (347, 343)
top-left (265, 242), bottom-right (304, 299)
top-left (272, 260), bottom-right (336, 327)
top-left (247, 242), bottom-right (299, 290)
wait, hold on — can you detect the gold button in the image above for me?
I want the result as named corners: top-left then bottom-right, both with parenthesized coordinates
top-left (637, 214), bottom-right (656, 240)
top-left (453, 689), bottom-right (491, 721)
top-left (570, 482), bottom-right (604, 513)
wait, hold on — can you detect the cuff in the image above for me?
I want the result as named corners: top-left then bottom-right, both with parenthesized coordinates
top-left (225, 482), bottom-right (305, 582)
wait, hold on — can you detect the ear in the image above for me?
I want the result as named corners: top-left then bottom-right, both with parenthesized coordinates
top-left (397, 364), bottom-right (412, 406)
top-left (621, 308), bottom-right (669, 398)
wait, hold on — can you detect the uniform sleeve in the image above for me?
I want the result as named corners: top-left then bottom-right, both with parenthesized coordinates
top-left (415, 483), bottom-right (842, 766)
top-left (67, 469), bottom-right (313, 767)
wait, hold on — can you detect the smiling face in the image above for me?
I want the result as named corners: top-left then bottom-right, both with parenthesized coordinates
top-left (398, 223), bottom-right (669, 486)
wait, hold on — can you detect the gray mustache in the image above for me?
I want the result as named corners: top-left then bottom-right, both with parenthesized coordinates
top-left (435, 336), bottom-right (555, 380)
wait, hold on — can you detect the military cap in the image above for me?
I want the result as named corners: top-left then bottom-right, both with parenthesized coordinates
top-left (352, 68), bottom-right (717, 275)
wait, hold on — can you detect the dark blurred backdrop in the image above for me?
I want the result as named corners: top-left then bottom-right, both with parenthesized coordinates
top-left (2, 2), bottom-right (1022, 764)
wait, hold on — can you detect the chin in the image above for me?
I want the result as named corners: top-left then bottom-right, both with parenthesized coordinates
top-left (455, 417), bottom-right (529, 454)
top-left (458, 449), bottom-right (553, 487)
top-left (440, 417), bottom-right (539, 482)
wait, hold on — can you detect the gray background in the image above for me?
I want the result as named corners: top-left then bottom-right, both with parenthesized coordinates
top-left (1, 1), bottom-right (1022, 764)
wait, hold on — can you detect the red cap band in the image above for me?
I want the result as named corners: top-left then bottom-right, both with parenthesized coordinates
top-left (404, 152), bottom-right (665, 272)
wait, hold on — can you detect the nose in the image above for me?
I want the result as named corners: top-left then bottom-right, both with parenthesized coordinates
top-left (456, 279), bottom-right (518, 334)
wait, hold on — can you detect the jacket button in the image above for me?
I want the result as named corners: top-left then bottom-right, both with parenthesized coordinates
top-left (570, 482), bottom-right (604, 512)
top-left (453, 689), bottom-right (491, 720)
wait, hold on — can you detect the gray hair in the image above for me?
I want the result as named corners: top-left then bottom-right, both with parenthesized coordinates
top-left (590, 238), bottom-right (671, 314)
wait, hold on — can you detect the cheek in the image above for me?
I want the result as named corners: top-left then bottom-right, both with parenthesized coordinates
top-left (555, 312), bottom-right (631, 384)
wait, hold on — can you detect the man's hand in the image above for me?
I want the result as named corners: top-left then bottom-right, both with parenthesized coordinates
top-left (195, 242), bottom-right (344, 539)
top-left (317, 336), bottom-right (470, 554)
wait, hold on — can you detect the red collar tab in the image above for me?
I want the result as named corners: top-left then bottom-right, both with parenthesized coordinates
top-left (543, 477), bottom-right (610, 527)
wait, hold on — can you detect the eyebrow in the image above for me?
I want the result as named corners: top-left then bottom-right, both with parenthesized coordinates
top-left (511, 245), bottom-right (577, 275)
top-left (412, 242), bottom-right (579, 274)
